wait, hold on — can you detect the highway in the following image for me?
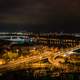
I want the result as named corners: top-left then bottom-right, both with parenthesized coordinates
top-left (0, 45), bottom-right (80, 73)
top-left (0, 51), bottom-right (52, 72)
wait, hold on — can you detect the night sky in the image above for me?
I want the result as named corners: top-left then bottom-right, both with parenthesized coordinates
top-left (0, 0), bottom-right (80, 33)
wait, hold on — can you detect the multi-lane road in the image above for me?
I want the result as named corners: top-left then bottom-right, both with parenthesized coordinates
top-left (0, 51), bottom-right (52, 73)
top-left (0, 46), bottom-right (80, 73)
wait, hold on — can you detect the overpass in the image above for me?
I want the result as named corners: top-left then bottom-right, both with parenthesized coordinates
top-left (0, 45), bottom-right (80, 73)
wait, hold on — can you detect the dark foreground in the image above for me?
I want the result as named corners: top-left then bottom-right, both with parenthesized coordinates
top-left (0, 69), bottom-right (80, 80)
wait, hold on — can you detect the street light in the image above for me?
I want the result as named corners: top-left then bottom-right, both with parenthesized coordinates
top-left (16, 49), bottom-right (19, 55)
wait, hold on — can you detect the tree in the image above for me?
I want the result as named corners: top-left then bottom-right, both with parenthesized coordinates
top-left (2, 51), bottom-right (18, 60)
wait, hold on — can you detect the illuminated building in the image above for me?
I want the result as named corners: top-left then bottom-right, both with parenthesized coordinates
top-left (0, 32), bottom-right (80, 48)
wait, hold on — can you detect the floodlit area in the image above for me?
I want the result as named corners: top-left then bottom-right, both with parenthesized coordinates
top-left (0, 44), bottom-right (79, 74)
top-left (0, 33), bottom-right (80, 78)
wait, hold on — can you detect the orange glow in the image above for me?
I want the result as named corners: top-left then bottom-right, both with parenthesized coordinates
top-left (53, 47), bottom-right (60, 52)
top-left (0, 59), bottom-right (6, 65)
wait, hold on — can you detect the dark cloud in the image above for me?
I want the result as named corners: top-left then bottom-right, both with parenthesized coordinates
top-left (0, 0), bottom-right (64, 24)
top-left (0, 0), bottom-right (80, 32)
